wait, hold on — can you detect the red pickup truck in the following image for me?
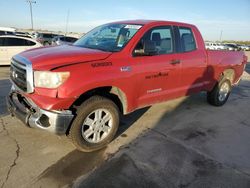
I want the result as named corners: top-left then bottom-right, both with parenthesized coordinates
top-left (7, 20), bottom-right (247, 152)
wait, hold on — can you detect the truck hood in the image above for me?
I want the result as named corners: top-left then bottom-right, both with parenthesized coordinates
top-left (18, 45), bottom-right (112, 70)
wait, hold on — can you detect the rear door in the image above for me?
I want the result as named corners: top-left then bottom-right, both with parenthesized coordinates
top-left (130, 26), bottom-right (182, 107)
top-left (176, 27), bottom-right (207, 95)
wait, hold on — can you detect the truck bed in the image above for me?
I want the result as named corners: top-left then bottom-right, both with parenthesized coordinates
top-left (206, 50), bottom-right (246, 84)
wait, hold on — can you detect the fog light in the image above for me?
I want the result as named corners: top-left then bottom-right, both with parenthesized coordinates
top-left (39, 114), bottom-right (50, 127)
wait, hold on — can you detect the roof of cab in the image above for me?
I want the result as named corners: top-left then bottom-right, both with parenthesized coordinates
top-left (109, 19), bottom-right (195, 27)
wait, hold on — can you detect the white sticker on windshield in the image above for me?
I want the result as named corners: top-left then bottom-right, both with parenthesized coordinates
top-left (124, 25), bottom-right (142, 29)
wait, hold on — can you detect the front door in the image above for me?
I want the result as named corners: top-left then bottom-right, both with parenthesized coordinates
top-left (130, 26), bottom-right (182, 108)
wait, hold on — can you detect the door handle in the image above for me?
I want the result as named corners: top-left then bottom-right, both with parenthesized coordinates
top-left (170, 59), bottom-right (181, 65)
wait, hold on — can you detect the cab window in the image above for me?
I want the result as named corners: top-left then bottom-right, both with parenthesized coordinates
top-left (134, 26), bottom-right (174, 56)
top-left (179, 27), bottom-right (196, 52)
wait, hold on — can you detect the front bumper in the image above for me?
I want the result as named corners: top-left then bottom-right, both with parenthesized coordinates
top-left (7, 91), bottom-right (74, 135)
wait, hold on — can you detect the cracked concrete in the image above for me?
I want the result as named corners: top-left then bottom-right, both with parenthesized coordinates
top-left (0, 118), bottom-right (20, 188)
top-left (0, 115), bottom-right (76, 188)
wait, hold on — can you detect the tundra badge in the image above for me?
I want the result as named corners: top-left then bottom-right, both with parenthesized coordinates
top-left (120, 66), bottom-right (132, 72)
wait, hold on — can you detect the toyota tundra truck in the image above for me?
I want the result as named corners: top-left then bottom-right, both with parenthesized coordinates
top-left (7, 20), bottom-right (247, 152)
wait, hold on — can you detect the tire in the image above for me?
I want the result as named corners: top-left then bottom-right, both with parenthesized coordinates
top-left (69, 96), bottom-right (119, 152)
top-left (207, 79), bottom-right (232, 106)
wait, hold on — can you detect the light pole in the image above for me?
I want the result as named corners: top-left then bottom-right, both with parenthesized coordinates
top-left (27, 0), bottom-right (36, 30)
top-left (65, 9), bottom-right (70, 35)
top-left (219, 30), bottom-right (223, 42)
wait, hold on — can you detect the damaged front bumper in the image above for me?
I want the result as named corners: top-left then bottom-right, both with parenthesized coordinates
top-left (7, 90), bottom-right (74, 135)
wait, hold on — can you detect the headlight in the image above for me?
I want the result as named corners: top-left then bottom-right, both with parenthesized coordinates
top-left (34, 71), bottom-right (70, 88)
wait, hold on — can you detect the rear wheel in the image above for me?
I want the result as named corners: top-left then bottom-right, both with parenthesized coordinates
top-left (69, 96), bottom-right (119, 152)
top-left (207, 79), bottom-right (232, 106)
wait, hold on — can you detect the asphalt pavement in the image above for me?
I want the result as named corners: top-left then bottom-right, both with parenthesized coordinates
top-left (75, 66), bottom-right (250, 188)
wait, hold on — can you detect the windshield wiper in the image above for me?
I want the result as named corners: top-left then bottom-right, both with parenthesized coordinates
top-left (77, 45), bottom-right (111, 52)
top-left (110, 49), bottom-right (120, 52)
top-left (97, 48), bottom-right (112, 52)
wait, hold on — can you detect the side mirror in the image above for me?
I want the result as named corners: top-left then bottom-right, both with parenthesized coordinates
top-left (134, 40), bottom-right (157, 56)
top-left (144, 40), bottom-right (157, 55)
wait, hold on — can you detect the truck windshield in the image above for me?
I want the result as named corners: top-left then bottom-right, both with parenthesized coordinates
top-left (74, 23), bottom-right (142, 52)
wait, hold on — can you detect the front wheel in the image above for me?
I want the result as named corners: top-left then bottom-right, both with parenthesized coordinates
top-left (207, 79), bottom-right (232, 106)
top-left (69, 96), bottom-right (120, 152)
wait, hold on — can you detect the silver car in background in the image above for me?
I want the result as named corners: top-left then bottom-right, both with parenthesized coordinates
top-left (52, 36), bottom-right (78, 45)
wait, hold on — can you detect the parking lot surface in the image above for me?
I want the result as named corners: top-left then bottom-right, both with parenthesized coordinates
top-left (0, 62), bottom-right (250, 188)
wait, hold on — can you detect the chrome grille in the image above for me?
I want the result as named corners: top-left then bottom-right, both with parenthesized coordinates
top-left (10, 60), bottom-right (27, 91)
top-left (10, 55), bottom-right (34, 93)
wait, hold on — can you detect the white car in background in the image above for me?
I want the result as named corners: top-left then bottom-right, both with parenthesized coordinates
top-left (0, 35), bottom-right (42, 65)
top-left (205, 42), bottom-right (227, 50)
top-left (239, 45), bottom-right (250, 51)
top-left (0, 27), bottom-right (16, 35)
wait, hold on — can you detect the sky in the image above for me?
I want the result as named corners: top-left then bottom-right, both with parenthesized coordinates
top-left (0, 0), bottom-right (250, 41)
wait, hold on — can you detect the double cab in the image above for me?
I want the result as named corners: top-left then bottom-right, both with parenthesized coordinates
top-left (7, 20), bottom-right (247, 152)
